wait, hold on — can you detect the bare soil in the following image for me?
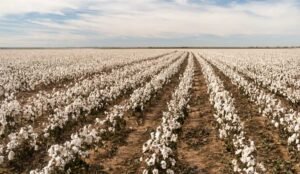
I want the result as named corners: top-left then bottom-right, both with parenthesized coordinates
top-left (0, 53), bottom-right (178, 174)
top-left (2, 51), bottom-right (299, 174)
top-left (78, 54), bottom-right (189, 174)
top-left (207, 58), bottom-right (300, 174)
top-left (177, 58), bottom-right (234, 174)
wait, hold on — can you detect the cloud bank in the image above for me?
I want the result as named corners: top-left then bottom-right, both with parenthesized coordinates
top-left (0, 0), bottom-right (300, 47)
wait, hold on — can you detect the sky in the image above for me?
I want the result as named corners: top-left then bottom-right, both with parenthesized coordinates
top-left (0, 0), bottom-right (300, 47)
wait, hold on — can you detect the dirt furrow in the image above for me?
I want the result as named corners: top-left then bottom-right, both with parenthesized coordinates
top-left (177, 57), bottom-right (233, 174)
top-left (11, 66), bottom-right (168, 174)
top-left (3, 53), bottom-right (182, 174)
top-left (78, 54), bottom-right (189, 174)
top-left (207, 59), bottom-right (299, 174)
top-left (0, 52), bottom-right (177, 142)
top-left (7, 88), bottom-right (131, 174)
top-left (1, 52), bottom-right (180, 145)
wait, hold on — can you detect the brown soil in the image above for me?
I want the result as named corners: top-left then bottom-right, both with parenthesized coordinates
top-left (206, 57), bottom-right (300, 174)
top-left (80, 54), bottom-right (189, 174)
top-left (0, 52), bottom-right (177, 141)
top-left (0, 53), bottom-right (179, 174)
top-left (176, 57), bottom-right (233, 174)
top-left (2, 51), bottom-right (299, 174)
top-left (231, 64), bottom-right (300, 112)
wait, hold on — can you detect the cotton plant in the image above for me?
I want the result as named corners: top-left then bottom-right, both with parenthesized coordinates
top-left (0, 125), bottom-right (38, 164)
top-left (201, 49), bottom-right (300, 104)
top-left (28, 52), bottom-right (186, 173)
top-left (0, 95), bottom-right (21, 135)
top-left (206, 53), bottom-right (300, 152)
top-left (141, 54), bottom-right (194, 173)
top-left (197, 55), bottom-right (265, 173)
top-left (1, 49), bottom-right (171, 102)
top-left (42, 53), bottom-right (181, 137)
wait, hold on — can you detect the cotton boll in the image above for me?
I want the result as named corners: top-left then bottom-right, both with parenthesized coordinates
top-left (169, 158), bottom-right (176, 166)
top-left (55, 157), bottom-right (62, 167)
top-left (150, 132), bottom-right (155, 139)
top-left (288, 134), bottom-right (297, 145)
top-left (166, 169), bottom-right (175, 174)
top-left (161, 160), bottom-right (167, 169)
top-left (152, 168), bottom-right (159, 174)
top-left (257, 162), bottom-right (266, 172)
top-left (8, 151), bottom-right (15, 161)
top-left (146, 156), bottom-right (155, 166)
top-left (235, 149), bottom-right (242, 155)
top-left (244, 166), bottom-right (254, 174)
top-left (34, 145), bottom-right (39, 151)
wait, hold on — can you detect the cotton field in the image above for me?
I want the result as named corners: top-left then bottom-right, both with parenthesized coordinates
top-left (0, 49), bottom-right (300, 174)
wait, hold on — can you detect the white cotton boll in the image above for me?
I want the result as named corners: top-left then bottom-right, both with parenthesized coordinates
top-left (280, 118), bottom-right (284, 124)
top-left (166, 169), bottom-right (175, 174)
top-left (232, 159), bottom-right (241, 172)
top-left (55, 157), bottom-right (62, 167)
top-left (169, 158), bottom-right (176, 166)
top-left (257, 162), bottom-right (266, 172)
top-left (152, 168), bottom-right (159, 174)
top-left (161, 148), bottom-right (171, 160)
top-left (108, 127), bottom-right (115, 132)
top-left (288, 136), bottom-right (293, 145)
top-left (72, 146), bottom-right (79, 153)
top-left (288, 134), bottom-right (297, 145)
top-left (219, 129), bottom-right (226, 139)
top-left (143, 169), bottom-right (149, 174)
top-left (150, 132), bottom-right (155, 139)
top-left (8, 151), bottom-right (15, 161)
top-left (155, 131), bottom-right (161, 139)
top-left (146, 156), bottom-right (155, 166)
top-left (85, 136), bottom-right (93, 144)
top-left (142, 143), bottom-right (149, 153)
top-left (34, 145), bottom-right (39, 151)
top-left (274, 122), bottom-right (279, 128)
top-left (271, 119), bottom-right (275, 125)
top-left (244, 166), bottom-right (254, 174)
top-left (161, 160), bottom-right (167, 169)
top-left (235, 149), bottom-right (242, 155)
top-left (170, 134), bottom-right (177, 142)
top-left (294, 124), bottom-right (299, 132)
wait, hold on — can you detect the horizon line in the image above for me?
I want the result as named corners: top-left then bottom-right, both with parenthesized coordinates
top-left (1, 46), bottom-right (300, 49)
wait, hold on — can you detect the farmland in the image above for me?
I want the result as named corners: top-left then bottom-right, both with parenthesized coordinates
top-left (0, 49), bottom-right (300, 174)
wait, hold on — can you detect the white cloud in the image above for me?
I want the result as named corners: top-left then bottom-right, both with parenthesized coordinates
top-left (0, 0), bottom-right (300, 46)
top-left (42, 0), bottom-right (300, 36)
top-left (0, 0), bottom-right (80, 16)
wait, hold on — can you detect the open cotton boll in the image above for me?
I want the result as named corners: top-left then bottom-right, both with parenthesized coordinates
top-left (8, 151), bottom-right (15, 161)
top-left (161, 160), bottom-right (167, 169)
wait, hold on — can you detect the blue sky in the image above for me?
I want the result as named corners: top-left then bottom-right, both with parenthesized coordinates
top-left (0, 0), bottom-right (300, 47)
